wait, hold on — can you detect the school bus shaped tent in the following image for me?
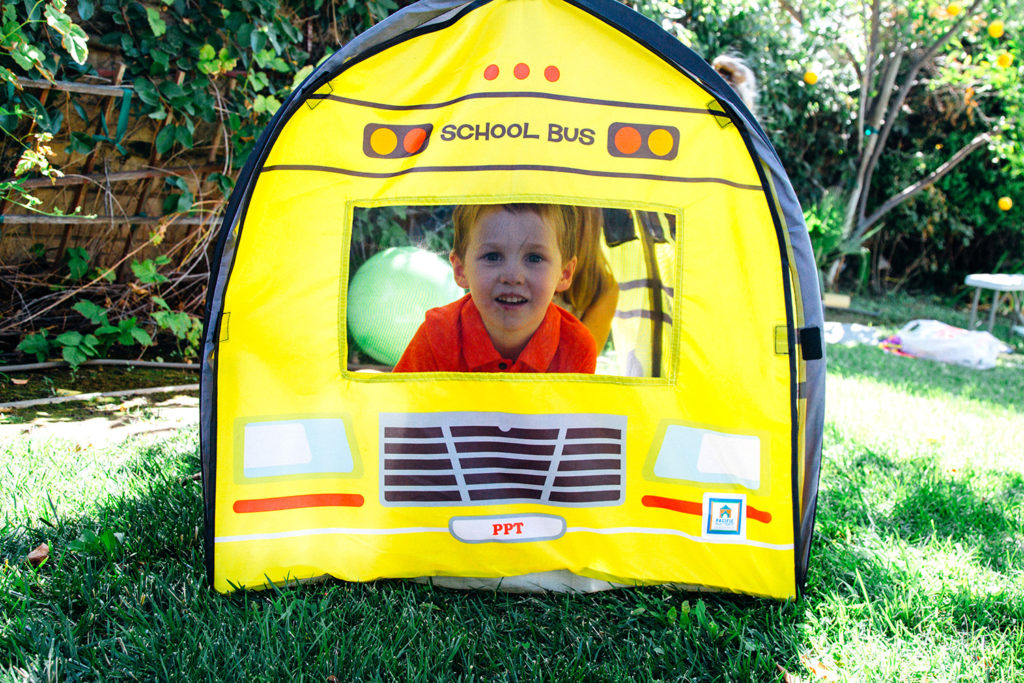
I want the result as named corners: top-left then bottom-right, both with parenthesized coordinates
top-left (200, 0), bottom-right (826, 598)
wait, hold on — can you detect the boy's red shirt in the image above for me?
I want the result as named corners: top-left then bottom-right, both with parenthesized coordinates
top-left (393, 294), bottom-right (597, 373)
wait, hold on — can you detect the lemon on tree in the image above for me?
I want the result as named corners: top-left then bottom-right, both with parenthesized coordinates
top-left (998, 196), bottom-right (1013, 211)
top-left (988, 20), bottom-right (1004, 38)
top-left (997, 52), bottom-right (1013, 68)
top-left (803, 70), bottom-right (818, 85)
top-left (945, 3), bottom-right (962, 16)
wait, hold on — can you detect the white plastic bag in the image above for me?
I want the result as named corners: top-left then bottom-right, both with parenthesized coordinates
top-left (897, 319), bottom-right (1010, 370)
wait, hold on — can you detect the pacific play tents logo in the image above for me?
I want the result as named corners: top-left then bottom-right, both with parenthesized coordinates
top-left (703, 493), bottom-right (745, 537)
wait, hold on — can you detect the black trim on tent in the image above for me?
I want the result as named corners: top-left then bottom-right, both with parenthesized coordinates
top-left (799, 327), bottom-right (824, 361)
top-left (636, 211), bottom-right (668, 243)
top-left (602, 208), bottom-right (636, 246)
top-left (798, 386), bottom-right (826, 587)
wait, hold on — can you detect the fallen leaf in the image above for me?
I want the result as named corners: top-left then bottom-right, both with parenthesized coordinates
top-left (27, 543), bottom-right (49, 567)
top-left (777, 663), bottom-right (805, 683)
top-left (11, 378), bottom-right (29, 385)
top-left (800, 654), bottom-right (840, 682)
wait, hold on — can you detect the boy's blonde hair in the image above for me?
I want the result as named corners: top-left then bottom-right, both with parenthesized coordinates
top-left (452, 203), bottom-right (580, 264)
top-left (560, 206), bottom-right (613, 314)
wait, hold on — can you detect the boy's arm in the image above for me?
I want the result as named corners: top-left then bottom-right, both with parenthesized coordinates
top-left (579, 271), bottom-right (619, 351)
top-left (581, 335), bottom-right (598, 374)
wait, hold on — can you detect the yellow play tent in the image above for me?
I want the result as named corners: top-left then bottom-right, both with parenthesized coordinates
top-left (200, 0), bottom-right (826, 598)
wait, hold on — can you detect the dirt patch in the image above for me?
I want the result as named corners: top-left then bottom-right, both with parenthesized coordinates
top-left (0, 366), bottom-right (199, 447)
top-left (2, 365), bottom-right (198, 403)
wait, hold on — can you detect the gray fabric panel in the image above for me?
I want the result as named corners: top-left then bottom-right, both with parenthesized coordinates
top-left (747, 126), bottom-right (825, 586)
top-left (748, 134), bottom-right (824, 584)
top-left (765, 147), bottom-right (825, 586)
top-left (199, 213), bottom-right (239, 503)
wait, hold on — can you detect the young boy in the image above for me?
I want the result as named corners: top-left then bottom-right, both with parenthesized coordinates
top-left (393, 203), bottom-right (597, 373)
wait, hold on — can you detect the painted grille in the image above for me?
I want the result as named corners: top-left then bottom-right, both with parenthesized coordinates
top-left (380, 412), bottom-right (627, 507)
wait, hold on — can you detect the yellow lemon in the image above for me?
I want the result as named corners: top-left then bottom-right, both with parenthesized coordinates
top-left (997, 52), bottom-right (1013, 68)
top-left (945, 4), bottom-right (962, 16)
top-left (998, 196), bottom-right (1013, 211)
top-left (803, 70), bottom-right (818, 85)
top-left (988, 20), bottom-right (1005, 38)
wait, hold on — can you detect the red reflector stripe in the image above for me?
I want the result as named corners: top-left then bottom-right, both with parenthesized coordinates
top-left (641, 495), bottom-right (772, 524)
top-left (233, 493), bottom-right (364, 513)
top-left (746, 506), bottom-right (772, 523)
top-left (641, 495), bottom-right (701, 516)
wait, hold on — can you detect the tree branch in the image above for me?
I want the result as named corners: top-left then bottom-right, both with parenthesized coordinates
top-left (777, 0), bottom-right (803, 25)
top-left (858, 0), bottom-right (882, 152)
top-left (853, 47), bottom-right (904, 223)
top-left (6, 163), bottom-right (222, 190)
top-left (855, 0), bottom-right (985, 223)
top-left (853, 132), bottom-right (991, 241)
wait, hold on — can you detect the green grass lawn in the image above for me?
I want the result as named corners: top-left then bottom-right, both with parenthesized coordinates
top-left (2, 338), bottom-right (1022, 680)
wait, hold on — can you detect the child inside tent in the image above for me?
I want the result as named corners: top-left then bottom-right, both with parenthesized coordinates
top-left (394, 203), bottom-right (597, 373)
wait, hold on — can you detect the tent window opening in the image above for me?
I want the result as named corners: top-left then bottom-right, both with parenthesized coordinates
top-left (344, 203), bottom-right (679, 378)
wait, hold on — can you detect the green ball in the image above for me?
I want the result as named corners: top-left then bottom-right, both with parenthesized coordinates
top-left (347, 246), bottom-right (464, 366)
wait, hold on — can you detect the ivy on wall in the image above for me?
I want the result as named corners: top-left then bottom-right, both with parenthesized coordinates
top-left (2, 0), bottom-right (90, 212)
top-left (2, 0), bottom-right (396, 215)
top-left (1, 0), bottom-right (396, 365)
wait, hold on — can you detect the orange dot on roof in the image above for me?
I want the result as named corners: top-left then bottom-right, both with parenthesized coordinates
top-left (370, 127), bottom-right (397, 155)
top-left (648, 128), bottom-right (674, 156)
top-left (484, 64), bottom-right (499, 80)
top-left (514, 63), bottom-right (530, 79)
top-left (403, 127), bottom-right (427, 154)
top-left (614, 126), bottom-right (642, 154)
top-left (544, 65), bottom-right (560, 82)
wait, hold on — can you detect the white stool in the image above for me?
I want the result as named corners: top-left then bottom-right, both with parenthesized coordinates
top-left (965, 273), bottom-right (1024, 335)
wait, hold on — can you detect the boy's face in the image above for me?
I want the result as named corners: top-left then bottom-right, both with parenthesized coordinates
top-left (450, 208), bottom-right (576, 359)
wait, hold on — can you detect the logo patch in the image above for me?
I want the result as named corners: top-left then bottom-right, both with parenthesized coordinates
top-left (703, 493), bottom-right (746, 538)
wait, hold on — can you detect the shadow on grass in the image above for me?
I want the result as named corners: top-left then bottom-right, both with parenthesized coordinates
top-left (1, 431), bottom-right (816, 681)
top-left (0, 389), bottom-right (199, 427)
top-left (827, 343), bottom-right (1024, 413)
top-left (5, 430), bottom-right (1020, 680)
